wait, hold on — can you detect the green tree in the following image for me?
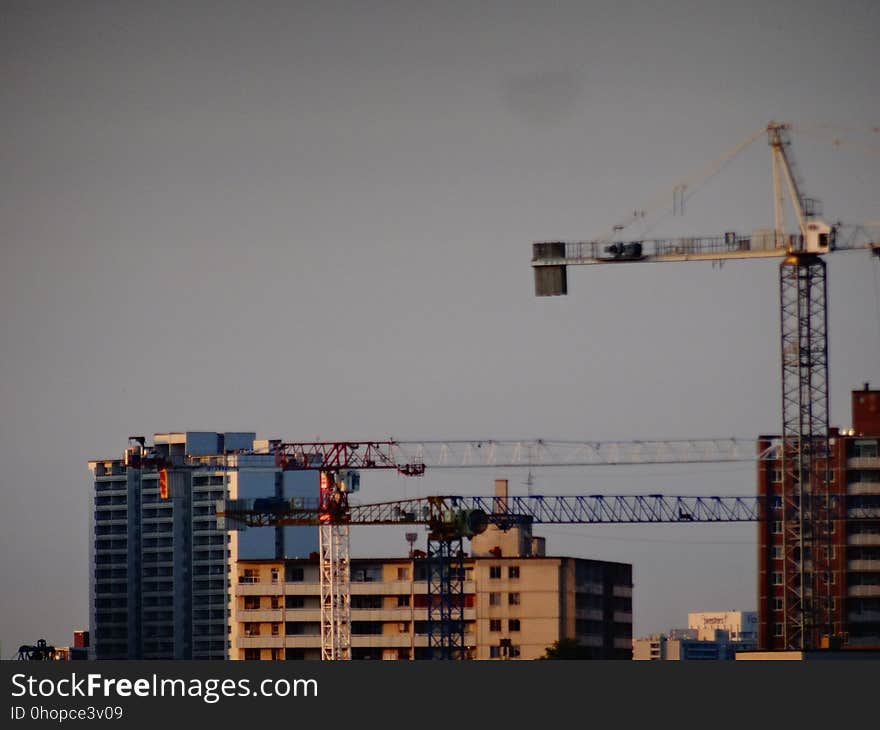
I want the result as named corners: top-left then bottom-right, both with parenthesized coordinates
top-left (538, 638), bottom-right (592, 660)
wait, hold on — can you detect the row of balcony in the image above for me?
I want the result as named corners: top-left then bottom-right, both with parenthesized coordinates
top-left (846, 457), bottom-right (880, 469)
top-left (237, 607), bottom-right (475, 623)
top-left (848, 534), bottom-right (880, 546)
top-left (847, 585), bottom-right (880, 597)
top-left (237, 580), bottom-right (431, 596)
top-left (236, 632), bottom-right (629, 651)
top-left (237, 635), bottom-right (427, 649)
top-left (848, 560), bottom-right (880, 571)
top-left (235, 607), bottom-right (634, 625)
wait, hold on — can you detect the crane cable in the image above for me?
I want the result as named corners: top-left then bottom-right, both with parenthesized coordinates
top-left (874, 257), bottom-right (880, 366)
top-left (597, 123), bottom-right (879, 243)
top-left (594, 125), bottom-right (768, 242)
top-left (791, 122), bottom-right (880, 156)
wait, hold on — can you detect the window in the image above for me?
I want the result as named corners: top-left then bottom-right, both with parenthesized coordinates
top-left (508, 593), bottom-right (520, 606)
top-left (772, 468), bottom-right (783, 484)
top-left (270, 596), bottom-right (281, 610)
top-left (489, 619), bottom-right (502, 632)
top-left (489, 593), bottom-right (501, 606)
top-left (351, 595), bottom-right (382, 609)
top-left (855, 440), bottom-right (878, 458)
top-left (508, 619), bottom-right (521, 632)
top-left (773, 546), bottom-right (783, 560)
top-left (489, 646), bottom-right (500, 659)
top-left (397, 567), bottom-right (409, 580)
top-left (271, 623), bottom-right (280, 636)
top-left (240, 569), bottom-right (259, 584)
top-left (772, 521), bottom-right (783, 535)
top-left (508, 566), bottom-right (520, 579)
top-left (270, 568), bottom-right (279, 584)
top-left (773, 598), bottom-right (784, 611)
top-left (243, 623), bottom-right (260, 637)
top-left (772, 572), bottom-right (783, 586)
top-left (285, 566), bottom-right (304, 582)
top-left (244, 649), bottom-right (261, 660)
top-left (244, 596), bottom-right (260, 610)
top-left (397, 595), bottom-right (410, 607)
top-left (285, 595), bottom-right (304, 609)
top-left (774, 623), bottom-right (784, 637)
top-left (489, 566), bottom-right (502, 579)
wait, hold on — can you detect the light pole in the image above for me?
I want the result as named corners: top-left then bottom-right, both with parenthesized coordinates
top-left (405, 532), bottom-right (418, 661)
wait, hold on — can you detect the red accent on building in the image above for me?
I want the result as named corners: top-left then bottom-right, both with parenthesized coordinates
top-left (854, 384), bottom-right (880, 435)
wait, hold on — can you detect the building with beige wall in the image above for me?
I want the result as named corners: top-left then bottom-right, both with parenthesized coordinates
top-left (232, 527), bottom-right (633, 661)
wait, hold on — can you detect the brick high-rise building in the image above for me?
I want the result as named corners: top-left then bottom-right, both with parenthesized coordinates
top-left (758, 385), bottom-right (880, 649)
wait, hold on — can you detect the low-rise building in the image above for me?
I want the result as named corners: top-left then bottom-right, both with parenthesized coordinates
top-left (688, 610), bottom-right (758, 651)
top-left (232, 525), bottom-right (633, 660)
top-left (632, 631), bottom-right (729, 661)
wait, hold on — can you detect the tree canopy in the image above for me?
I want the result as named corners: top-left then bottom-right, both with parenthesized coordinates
top-left (539, 638), bottom-right (592, 660)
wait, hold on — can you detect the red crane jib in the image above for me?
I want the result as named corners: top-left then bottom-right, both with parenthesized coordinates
top-left (272, 441), bottom-right (425, 476)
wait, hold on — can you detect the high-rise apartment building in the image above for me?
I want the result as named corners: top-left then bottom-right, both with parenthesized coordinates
top-left (757, 385), bottom-right (880, 649)
top-left (88, 432), bottom-right (317, 659)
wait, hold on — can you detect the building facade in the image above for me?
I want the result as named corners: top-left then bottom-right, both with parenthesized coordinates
top-left (688, 610), bottom-right (758, 650)
top-left (231, 531), bottom-right (633, 661)
top-left (757, 385), bottom-right (880, 649)
top-left (632, 632), bottom-right (730, 661)
top-left (88, 432), bottom-right (317, 660)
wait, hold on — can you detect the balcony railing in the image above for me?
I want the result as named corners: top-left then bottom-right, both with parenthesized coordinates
top-left (847, 457), bottom-right (880, 469)
top-left (847, 585), bottom-right (880, 597)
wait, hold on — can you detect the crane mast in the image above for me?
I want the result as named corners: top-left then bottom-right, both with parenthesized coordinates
top-left (270, 441), bottom-right (426, 660)
top-left (530, 122), bottom-right (879, 650)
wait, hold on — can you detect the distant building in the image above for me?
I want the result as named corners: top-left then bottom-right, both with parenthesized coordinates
top-left (632, 612), bottom-right (757, 660)
top-left (231, 523), bottom-right (633, 660)
top-left (688, 610), bottom-right (758, 651)
top-left (633, 632), bottom-right (730, 661)
top-left (757, 385), bottom-right (880, 649)
top-left (49, 631), bottom-right (90, 661)
top-left (89, 432), bottom-right (318, 660)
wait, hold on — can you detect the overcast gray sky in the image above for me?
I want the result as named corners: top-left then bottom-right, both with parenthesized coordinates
top-left (2, 0), bottom-right (879, 655)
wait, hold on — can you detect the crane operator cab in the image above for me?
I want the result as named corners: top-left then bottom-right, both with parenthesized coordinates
top-left (800, 220), bottom-right (836, 254)
top-left (603, 241), bottom-right (644, 260)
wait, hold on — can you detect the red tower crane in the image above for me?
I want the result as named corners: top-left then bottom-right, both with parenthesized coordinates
top-left (268, 441), bottom-right (426, 661)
